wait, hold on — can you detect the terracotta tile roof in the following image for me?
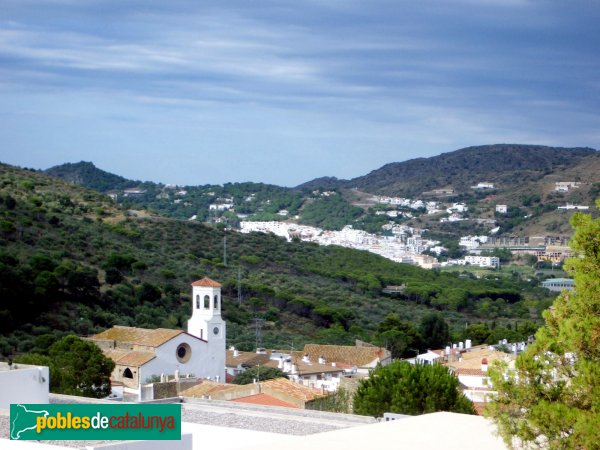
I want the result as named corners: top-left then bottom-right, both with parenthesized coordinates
top-left (300, 344), bottom-right (390, 367)
top-left (226, 350), bottom-right (271, 368)
top-left (191, 277), bottom-right (222, 287)
top-left (260, 378), bottom-right (326, 402)
top-left (444, 347), bottom-right (514, 373)
top-left (91, 326), bottom-right (183, 347)
top-left (455, 368), bottom-right (485, 377)
top-left (262, 360), bottom-right (281, 370)
top-left (103, 349), bottom-right (129, 361)
top-left (294, 360), bottom-right (345, 376)
top-left (329, 361), bottom-right (354, 370)
top-left (114, 351), bottom-right (156, 367)
top-left (180, 380), bottom-right (237, 397)
top-left (101, 349), bottom-right (155, 367)
top-left (230, 393), bottom-right (298, 409)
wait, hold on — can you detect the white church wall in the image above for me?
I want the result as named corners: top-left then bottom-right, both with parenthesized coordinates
top-left (140, 334), bottom-right (210, 383)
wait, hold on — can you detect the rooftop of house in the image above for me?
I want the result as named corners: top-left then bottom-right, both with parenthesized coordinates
top-left (180, 380), bottom-right (238, 398)
top-left (255, 411), bottom-right (507, 450)
top-left (259, 378), bottom-right (326, 402)
top-left (90, 325), bottom-right (183, 347)
top-left (226, 350), bottom-right (272, 368)
top-left (0, 361), bottom-right (46, 372)
top-left (293, 360), bottom-right (345, 376)
top-left (296, 343), bottom-right (390, 367)
top-left (443, 347), bottom-right (514, 373)
top-left (191, 277), bottom-right (222, 287)
top-left (262, 358), bottom-right (343, 376)
top-left (230, 393), bottom-right (298, 409)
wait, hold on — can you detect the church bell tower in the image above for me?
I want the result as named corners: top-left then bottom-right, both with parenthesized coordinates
top-left (187, 277), bottom-right (226, 381)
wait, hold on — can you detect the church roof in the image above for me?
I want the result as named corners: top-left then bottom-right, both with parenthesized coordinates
top-left (91, 326), bottom-right (183, 347)
top-left (191, 277), bottom-right (222, 288)
top-left (116, 351), bottom-right (156, 367)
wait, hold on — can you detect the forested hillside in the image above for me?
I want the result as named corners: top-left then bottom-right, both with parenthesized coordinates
top-left (44, 145), bottom-right (599, 238)
top-left (45, 161), bottom-right (141, 192)
top-left (0, 163), bottom-right (553, 358)
top-left (345, 145), bottom-right (596, 195)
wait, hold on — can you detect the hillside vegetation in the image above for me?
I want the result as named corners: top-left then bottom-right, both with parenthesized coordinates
top-left (45, 145), bottom-right (599, 238)
top-left (0, 163), bottom-right (552, 358)
top-left (314, 144), bottom-right (597, 196)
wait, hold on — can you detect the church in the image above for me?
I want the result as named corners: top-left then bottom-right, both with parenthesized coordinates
top-left (89, 277), bottom-right (226, 398)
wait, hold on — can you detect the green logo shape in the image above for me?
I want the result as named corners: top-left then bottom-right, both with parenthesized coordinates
top-left (10, 404), bottom-right (181, 440)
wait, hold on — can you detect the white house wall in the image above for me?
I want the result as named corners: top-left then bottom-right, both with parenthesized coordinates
top-left (457, 374), bottom-right (487, 389)
top-left (0, 365), bottom-right (49, 408)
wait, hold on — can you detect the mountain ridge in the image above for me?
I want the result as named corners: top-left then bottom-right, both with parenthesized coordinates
top-left (299, 144), bottom-right (598, 195)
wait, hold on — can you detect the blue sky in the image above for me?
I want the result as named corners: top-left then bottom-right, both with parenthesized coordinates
top-left (1, 0), bottom-right (599, 186)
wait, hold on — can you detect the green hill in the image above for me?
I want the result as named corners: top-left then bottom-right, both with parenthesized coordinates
top-left (298, 144), bottom-right (597, 196)
top-left (45, 161), bottom-right (140, 192)
top-left (0, 163), bottom-right (552, 358)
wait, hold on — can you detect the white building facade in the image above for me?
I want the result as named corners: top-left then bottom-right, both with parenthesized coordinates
top-left (89, 277), bottom-right (226, 399)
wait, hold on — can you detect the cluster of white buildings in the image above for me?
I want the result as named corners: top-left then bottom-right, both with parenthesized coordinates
top-left (240, 222), bottom-right (443, 268)
top-left (439, 203), bottom-right (470, 223)
top-left (554, 181), bottom-right (581, 192)
top-left (447, 255), bottom-right (500, 269)
top-left (459, 235), bottom-right (490, 251)
top-left (377, 196), bottom-right (441, 214)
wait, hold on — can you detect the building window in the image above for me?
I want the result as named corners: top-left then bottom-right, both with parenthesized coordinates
top-left (196, 295), bottom-right (200, 309)
top-left (204, 295), bottom-right (210, 309)
top-left (214, 295), bottom-right (219, 309)
top-left (123, 368), bottom-right (133, 379)
top-left (176, 343), bottom-right (192, 363)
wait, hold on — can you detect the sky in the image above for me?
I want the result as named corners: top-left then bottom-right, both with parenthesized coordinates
top-left (0, 0), bottom-right (599, 187)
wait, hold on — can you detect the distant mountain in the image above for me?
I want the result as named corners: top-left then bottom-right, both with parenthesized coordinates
top-left (299, 144), bottom-right (597, 196)
top-left (45, 161), bottom-right (140, 192)
top-left (296, 176), bottom-right (340, 191)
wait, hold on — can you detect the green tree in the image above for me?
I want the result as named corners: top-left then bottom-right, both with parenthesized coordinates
top-left (354, 361), bottom-right (476, 417)
top-left (375, 313), bottom-right (422, 358)
top-left (487, 202), bottom-right (600, 449)
top-left (231, 366), bottom-right (288, 385)
top-left (18, 335), bottom-right (115, 398)
top-left (419, 313), bottom-right (450, 349)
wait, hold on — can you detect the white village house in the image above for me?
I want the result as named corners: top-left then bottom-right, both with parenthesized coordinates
top-left (89, 277), bottom-right (226, 399)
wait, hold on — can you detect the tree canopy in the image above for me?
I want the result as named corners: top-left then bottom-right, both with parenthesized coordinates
top-left (353, 361), bottom-right (476, 417)
top-left (18, 335), bottom-right (115, 398)
top-left (487, 202), bottom-right (600, 449)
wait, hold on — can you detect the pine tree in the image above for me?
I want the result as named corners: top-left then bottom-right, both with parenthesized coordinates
top-left (487, 201), bottom-right (600, 449)
top-left (353, 361), bottom-right (476, 417)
